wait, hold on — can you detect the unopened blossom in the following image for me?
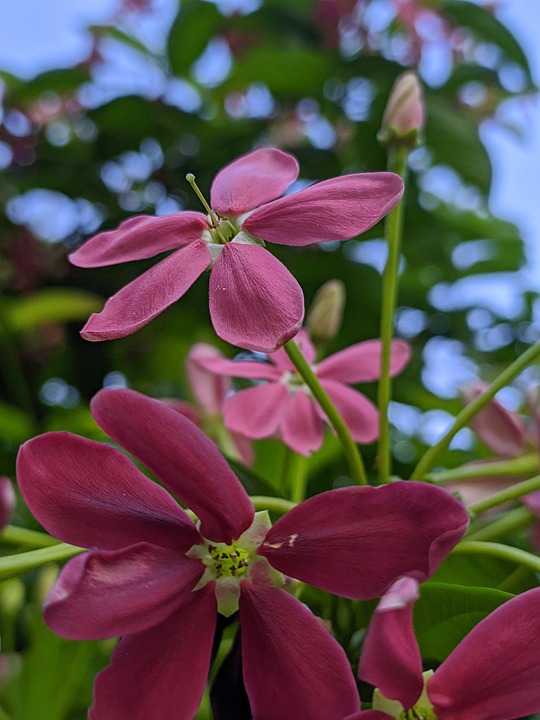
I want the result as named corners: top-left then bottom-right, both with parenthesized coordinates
top-left (348, 577), bottom-right (540, 720)
top-left (379, 71), bottom-right (424, 147)
top-left (18, 388), bottom-right (468, 720)
top-left (305, 279), bottom-right (346, 344)
top-left (196, 331), bottom-right (411, 454)
top-left (0, 477), bottom-right (15, 530)
top-left (70, 148), bottom-right (403, 353)
top-left (166, 343), bottom-right (253, 465)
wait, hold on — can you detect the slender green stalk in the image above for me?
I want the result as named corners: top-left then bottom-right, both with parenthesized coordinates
top-left (284, 339), bottom-right (367, 485)
top-left (428, 453), bottom-right (538, 484)
top-left (1, 525), bottom-right (59, 549)
top-left (250, 496), bottom-right (297, 515)
top-left (452, 540), bottom-right (540, 573)
top-left (467, 507), bottom-right (533, 542)
top-left (282, 448), bottom-right (309, 503)
top-left (411, 339), bottom-right (540, 480)
top-left (378, 147), bottom-right (409, 484)
top-left (498, 565), bottom-right (531, 592)
top-left (469, 475), bottom-right (540, 515)
top-left (0, 543), bottom-right (84, 581)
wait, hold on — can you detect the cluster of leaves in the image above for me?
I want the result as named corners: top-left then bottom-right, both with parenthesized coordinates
top-left (0, 1), bottom-right (538, 718)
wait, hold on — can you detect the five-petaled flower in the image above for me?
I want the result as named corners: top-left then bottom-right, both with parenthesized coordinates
top-left (346, 577), bottom-right (540, 720)
top-left (195, 331), bottom-right (411, 454)
top-left (17, 388), bottom-right (468, 720)
top-left (69, 148), bottom-right (403, 353)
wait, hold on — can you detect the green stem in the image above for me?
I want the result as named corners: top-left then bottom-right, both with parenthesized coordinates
top-left (428, 453), bottom-right (538, 484)
top-left (1, 525), bottom-right (59, 549)
top-left (452, 540), bottom-right (540, 573)
top-left (282, 448), bottom-right (309, 503)
top-left (284, 339), bottom-right (367, 485)
top-left (498, 565), bottom-right (531, 592)
top-left (467, 507), bottom-right (533, 542)
top-left (378, 147), bottom-right (409, 484)
top-left (469, 475), bottom-right (540, 515)
top-left (0, 543), bottom-right (84, 581)
top-left (411, 340), bottom-right (540, 480)
top-left (250, 496), bottom-right (297, 515)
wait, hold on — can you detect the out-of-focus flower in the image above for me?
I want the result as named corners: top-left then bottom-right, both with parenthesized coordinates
top-left (70, 147), bottom-right (403, 353)
top-left (167, 342), bottom-right (254, 466)
top-left (349, 576), bottom-right (540, 720)
top-left (196, 332), bottom-right (411, 455)
top-left (18, 388), bottom-right (468, 720)
top-left (0, 477), bottom-right (15, 530)
top-left (305, 279), bottom-right (346, 345)
top-left (379, 71), bottom-right (424, 148)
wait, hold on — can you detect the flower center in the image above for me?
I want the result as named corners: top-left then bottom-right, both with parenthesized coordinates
top-left (202, 541), bottom-right (250, 579)
top-left (281, 370), bottom-right (311, 395)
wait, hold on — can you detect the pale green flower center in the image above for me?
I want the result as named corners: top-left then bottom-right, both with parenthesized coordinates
top-left (201, 541), bottom-right (251, 579)
top-left (373, 671), bottom-right (436, 720)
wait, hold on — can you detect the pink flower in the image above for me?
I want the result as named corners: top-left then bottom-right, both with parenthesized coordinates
top-left (196, 331), bottom-right (411, 454)
top-left (0, 477), bottom-right (15, 530)
top-left (166, 342), bottom-right (254, 465)
top-left (17, 388), bottom-right (468, 720)
top-left (352, 576), bottom-right (540, 720)
top-left (69, 148), bottom-right (403, 353)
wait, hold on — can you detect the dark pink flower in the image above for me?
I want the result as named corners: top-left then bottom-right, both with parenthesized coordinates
top-left (166, 342), bottom-right (254, 466)
top-left (196, 331), bottom-right (411, 454)
top-left (0, 477), bottom-right (15, 530)
top-left (18, 388), bottom-right (468, 720)
top-left (355, 576), bottom-right (540, 720)
top-left (69, 148), bottom-right (403, 352)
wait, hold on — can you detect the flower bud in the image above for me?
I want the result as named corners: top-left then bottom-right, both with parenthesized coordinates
top-left (0, 477), bottom-right (15, 530)
top-left (379, 71), bottom-right (424, 148)
top-left (306, 279), bottom-right (346, 344)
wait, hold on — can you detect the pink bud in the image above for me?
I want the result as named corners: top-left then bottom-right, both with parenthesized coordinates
top-left (0, 477), bottom-right (16, 530)
top-left (379, 71), bottom-right (424, 147)
top-left (306, 279), bottom-right (346, 344)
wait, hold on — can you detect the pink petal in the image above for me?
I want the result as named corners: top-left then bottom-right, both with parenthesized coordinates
top-left (210, 148), bottom-right (299, 216)
top-left (194, 354), bottom-right (282, 381)
top-left (230, 431), bottom-right (255, 467)
top-left (319, 379), bottom-right (379, 444)
top-left (209, 243), bottom-right (304, 353)
top-left (429, 588), bottom-right (540, 719)
top-left (91, 388), bottom-right (255, 544)
top-left (462, 382), bottom-right (526, 457)
top-left (359, 577), bottom-right (423, 710)
top-left (445, 473), bottom-right (517, 508)
top-left (44, 543), bottom-right (202, 640)
top-left (81, 240), bottom-right (211, 341)
top-left (316, 339), bottom-right (411, 383)
top-left (261, 483), bottom-right (469, 599)
top-left (239, 583), bottom-right (360, 720)
top-left (69, 212), bottom-right (207, 268)
top-left (90, 585), bottom-right (216, 720)
top-left (270, 329), bottom-right (316, 371)
top-left (186, 343), bottom-right (232, 414)
top-left (162, 399), bottom-right (203, 428)
top-left (17, 432), bottom-right (198, 552)
top-left (223, 383), bottom-right (289, 439)
top-left (280, 391), bottom-right (325, 455)
top-left (0, 477), bottom-right (15, 530)
top-left (243, 172), bottom-right (403, 246)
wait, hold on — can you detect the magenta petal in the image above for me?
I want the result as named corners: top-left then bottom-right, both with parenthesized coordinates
top-left (462, 382), bottom-right (526, 457)
top-left (240, 583), bottom-right (360, 720)
top-left (209, 243), bottom-right (304, 353)
top-left (186, 343), bottom-right (232, 414)
top-left (359, 577), bottom-right (423, 710)
top-left (44, 543), bottom-right (202, 640)
top-left (81, 240), bottom-right (211, 341)
top-left (429, 588), bottom-right (540, 720)
top-left (90, 388), bottom-right (254, 543)
top-left (194, 354), bottom-right (282, 381)
top-left (223, 383), bottom-right (289, 439)
top-left (280, 392), bottom-right (325, 455)
top-left (90, 585), bottom-right (216, 720)
top-left (17, 432), bottom-right (198, 551)
top-left (243, 172), bottom-right (403, 246)
top-left (69, 212), bottom-right (207, 268)
top-left (320, 379), bottom-right (379, 443)
top-left (344, 714), bottom-right (390, 720)
top-left (316, 339), bottom-right (411, 383)
top-left (210, 148), bottom-right (299, 216)
top-left (261, 483), bottom-right (469, 599)
top-left (270, 329), bottom-right (316, 371)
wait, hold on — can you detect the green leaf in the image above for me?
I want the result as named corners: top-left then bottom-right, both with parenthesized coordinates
top-left (6, 68), bottom-right (90, 103)
top-left (442, 1), bottom-right (533, 84)
top-left (415, 582), bottom-right (513, 662)
top-left (4, 288), bottom-right (102, 333)
top-left (167, 0), bottom-right (223, 77)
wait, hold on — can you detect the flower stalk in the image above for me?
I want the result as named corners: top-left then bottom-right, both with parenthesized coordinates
top-left (469, 474), bottom-right (540, 515)
top-left (1, 525), bottom-right (59, 549)
top-left (467, 507), bottom-right (533, 542)
top-left (452, 540), bottom-right (540, 574)
top-left (428, 453), bottom-right (538, 483)
top-left (0, 543), bottom-right (84, 582)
